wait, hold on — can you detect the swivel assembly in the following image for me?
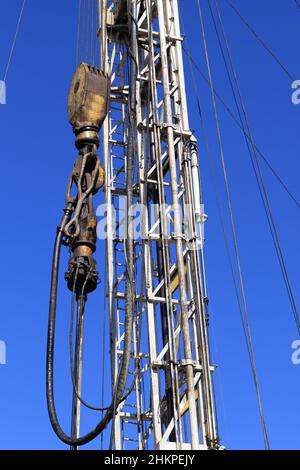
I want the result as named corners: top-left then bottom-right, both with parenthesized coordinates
top-left (64, 151), bottom-right (101, 298)
top-left (64, 63), bottom-right (110, 298)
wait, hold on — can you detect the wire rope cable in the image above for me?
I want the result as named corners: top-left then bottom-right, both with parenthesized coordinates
top-left (211, 0), bottom-right (300, 337)
top-left (76, 0), bottom-right (82, 66)
top-left (224, 0), bottom-right (294, 81)
top-left (181, 46), bottom-right (300, 210)
top-left (76, 0), bottom-right (98, 66)
top-left (181, 0), bottom-right (260, 402)
top-left (294, 0), bottom-right (300, 9)
top-left (3, 0), bottom-right (26, 82)
top-left (196, 0), bottom-right (270, 450)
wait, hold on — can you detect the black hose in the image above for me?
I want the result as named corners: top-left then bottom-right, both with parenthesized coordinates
top-left (108, 3), bottom-right (137, 447)
top-left (69, 267), bottom-right (111, 411)
top-left (46, 205), bottom-right (134, 446)
top-left (47, 2), bottom-right (138, 448)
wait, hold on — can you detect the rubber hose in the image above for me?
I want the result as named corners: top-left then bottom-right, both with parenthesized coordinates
top-left (46, 206), bottom-right (134, 446)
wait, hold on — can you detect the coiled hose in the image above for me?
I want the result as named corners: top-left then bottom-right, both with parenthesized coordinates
top-left (46, 206), bottom-right (134, 446)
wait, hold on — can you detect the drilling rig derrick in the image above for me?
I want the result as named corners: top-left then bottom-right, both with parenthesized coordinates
top-left (101, 0), bottom-right (219, 451)
top-left (46, 0), bottom-right (220, 452)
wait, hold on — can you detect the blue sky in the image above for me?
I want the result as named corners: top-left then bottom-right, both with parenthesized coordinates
top-left (0, 0), bottom-right (299, 450)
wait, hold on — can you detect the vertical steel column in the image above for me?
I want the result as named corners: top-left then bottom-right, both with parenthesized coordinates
top-left (70, 299), bottom-right (85, 450)
top-left (156, 0), bottom-right (199, 450)
top-left (100, 0), bottom-right (121, 448)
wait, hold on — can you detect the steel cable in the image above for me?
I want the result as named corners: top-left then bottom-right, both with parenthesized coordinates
top-left (224, 0), bottom-right (294, 81)
top-left (181, 46), bottom-right (300, 211)
top-left (3, 0), bottom-right (26, 82)
top-left (76, 0), bottom-right (82, 66)
top-left (182, 19), bottom-right (252, 362)
top-left (294, 0), bottom-right (300, 9)
top-left (212, 0), bottom-right (300, 337)
top-left (196, 0), bottom-right (270, 450)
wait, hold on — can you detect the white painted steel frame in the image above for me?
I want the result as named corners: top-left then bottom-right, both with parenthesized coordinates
top-left (100, 0), bottom-right (219, 450)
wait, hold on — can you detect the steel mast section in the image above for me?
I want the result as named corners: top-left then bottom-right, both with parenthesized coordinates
top-left (100, 0), bottom-right (219, 450)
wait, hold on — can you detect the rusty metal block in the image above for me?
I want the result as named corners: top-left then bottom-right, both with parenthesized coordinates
top-left (68, 63), bottom-right (110, 135)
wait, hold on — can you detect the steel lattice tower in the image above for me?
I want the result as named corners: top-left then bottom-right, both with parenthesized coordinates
top-left (100, 0), bottom-right (219, 450)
